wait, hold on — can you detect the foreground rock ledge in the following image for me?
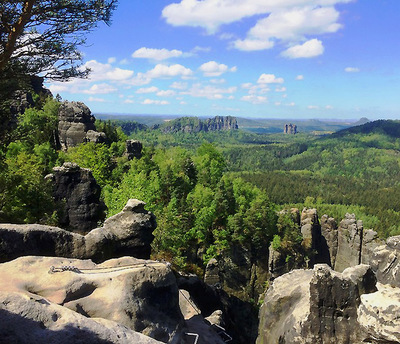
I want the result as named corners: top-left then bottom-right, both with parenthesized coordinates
top-left (0, 199), bottom-right (156, 263)
top-left (0, 256), bottom-right (183, 344)
top-left (257, 264), bottom-right (386, 344)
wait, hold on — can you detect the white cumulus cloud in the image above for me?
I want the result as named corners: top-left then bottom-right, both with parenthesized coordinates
top-left (84, 60), bottom-right (134, 81)
top-left (258, 74), bottom-right (284, 84)
top-left (132, 47), bottom-right (183, 61)
top-left (163, 1), bottom-right (351, 56)
top-left (199, 61), bottom-right (236, 77)
top-left (282, 38), bottom-right (324, 58)
top-left (146, 64), bottom-right (193, 79)
top-left (296, 74), bottom-right (304, 80)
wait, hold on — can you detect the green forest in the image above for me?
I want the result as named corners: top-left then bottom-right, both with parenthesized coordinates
top-left (2, 87), bottom-right (400, 274)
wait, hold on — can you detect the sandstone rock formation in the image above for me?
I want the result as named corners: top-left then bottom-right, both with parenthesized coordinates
top-left (161, 116), bottom-right (238, 133)
top-left (0, 199), bottom-right (156, 263)
top-left (85, 129), bottom-right (107, 144)
top-left (369, 235), bottom-right (400, 287)
top-left (358, 282), bottom-right (400, 343)
top-left (283, 123), bottom-right (297, 134)
top-left (257, 264), bottom-right (378, 344)
top-left (48, 162), bottom-right (106, 233)
top-left (323, 213), bottom-right (382, 272)
top-left (268, 210), bottom-right (383, 279)
top-left (58, 101), bottom-right (106, 150)
top-left (0, 256), bottom-right (182, 343)
top-left (125, 139), bottom-right (143, 160)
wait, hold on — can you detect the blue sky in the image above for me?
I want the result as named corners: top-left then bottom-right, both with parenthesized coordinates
top-left (48, 0), bottom-right (400, 120)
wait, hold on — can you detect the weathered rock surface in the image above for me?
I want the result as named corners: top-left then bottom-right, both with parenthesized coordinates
top-left (370, 235), bottom-right (400, 287)
top-left (0, 256), bottom-right (182, 343)
top-left (358, 282), bottom-right (400, 343)
top-left (85, 129), bottom-right (107, 144)
top-left (58, 101), bottom-right (97, 150)
top-left (125, 139), bottom-right (143, 160)
top-left (320, 215), bottom-right (338, 267)
top-left (48, 162), bottom-right (106, 233)
top-left (0, 199), bottom-right (156, 263)
top-left (257, 264), bottom-right (377, 344)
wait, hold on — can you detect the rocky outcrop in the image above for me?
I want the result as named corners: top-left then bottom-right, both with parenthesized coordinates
top-left (161, 116), bottom-right (238, 133)
top-left (358, 282), bottom-right (400, 343)
top-left (334, 213), bottom-right (364, 272)
top-left (0, 256), bottom-right (182, 343)
top-left (369, 235), bottom-right (400, 287)
top-left (283, 123), bottom-right (297, 134)
top-left (84, 129), bottom-right (107, 144)
top-left (48, 162), bottom-right (106, 233)
top-left (125, 139), bottom-right (143, 160)
top-left (0, 199), bottom-right (156, 263)
top-left (205, 116), bottom-right (238, 131)
top-left (257, 264), bottom-right (377, 344)
top-left (58, 101), bottom-right (106, 150)
top-left (320, 213), bottom-right (382, 272)
top-left (268, 211), bottom-right (383, 281)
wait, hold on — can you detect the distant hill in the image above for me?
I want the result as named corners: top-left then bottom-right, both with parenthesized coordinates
top-left (332, 119), bottom-right (400, 138)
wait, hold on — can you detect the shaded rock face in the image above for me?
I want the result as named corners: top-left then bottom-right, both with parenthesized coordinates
top-left (0, 199), bottom-right (156, 263)
top-left (50, 162), bottom-right (106, 234)
top-left (58, 101), bottom-right (104, 150)
top-left (0, 256), bottom-right (181, 344)
top-left (177, 273), bottom-right (258, 344)
top-left (370, 235), bottom-right (400, 287)
top-left (320, 215), bottom-right (338, 267)
top-left (125, 139), bottom-right (143, 160)
top-left (257, 264), bottom-right (377, 344)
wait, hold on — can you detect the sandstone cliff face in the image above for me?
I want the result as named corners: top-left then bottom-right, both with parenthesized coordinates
top-left (257, 264), bottom-right (378, 344)
top-left (0, 199), bottom-right (156, 263)
top-left (0, 256), bottom-right (181, 343)
top-left (49, 162), bottom-right (106, 234)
